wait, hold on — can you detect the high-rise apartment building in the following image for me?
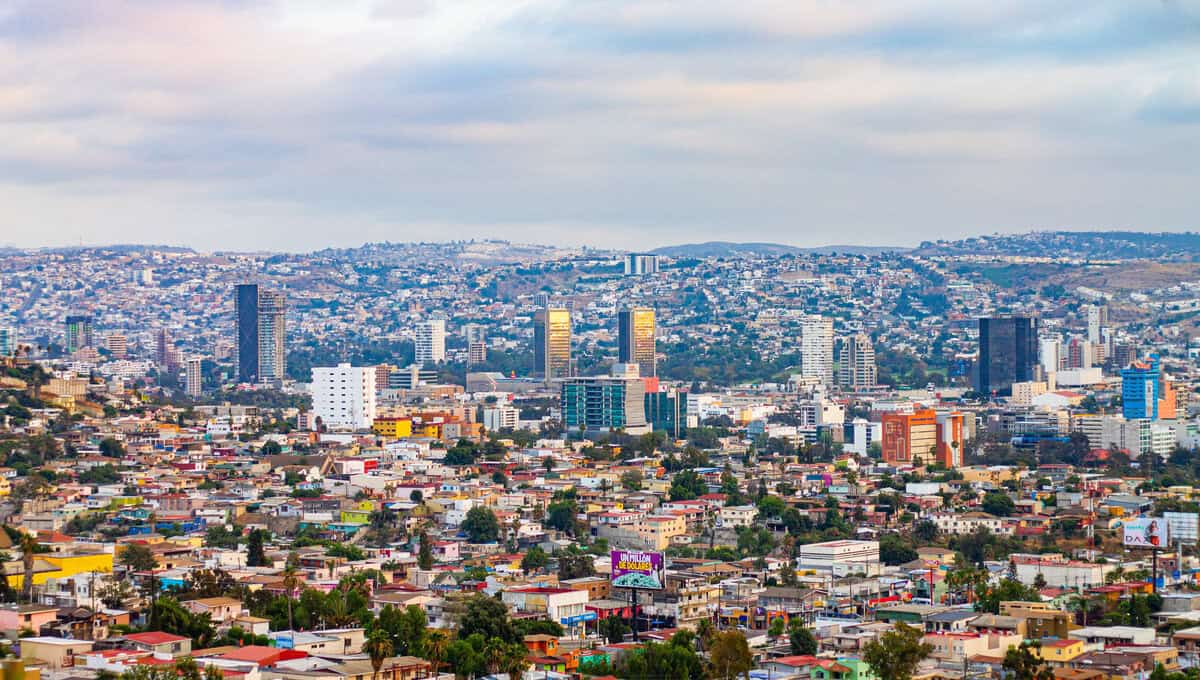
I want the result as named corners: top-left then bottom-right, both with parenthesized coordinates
top-left (1122, 356), bottom-right (1160, 420)
top-left (185, 356), bottom-right (203, 397)
top-left (106, 334), bottom-right (128, 359)
top-left (801, 316), bottom-right (835, 386)
top-left (236, 284), bottom-right (287, 383)
top-left (415, 319), bottom-right (446, 365)
top-left (618, 307), bottom-right (656, 378)
top-left (0, 327), bottom-right (16, 357)
top-left (468, 341), bottom-right (487, 365)
top-left (462, 323), bottom-right (487, 344)
top-left (312, 363), bottom-right (377, 430)
top-left (977, 317), bottom-right (1039, 396)
top-left (838, 332), bottom-right (876, 390)
top-left (1086, 304), bottom-right (1108, 345)
top-left (535, 308), bottom-right (572, 382)
top-left (65, 315), bottom-right (94, 354)
top-left (155, 328), bottom-right (175, 369)
top-left (624, 254), bottom-right (660, 276)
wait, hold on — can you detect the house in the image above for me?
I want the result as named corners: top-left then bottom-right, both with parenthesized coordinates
top-left (183, 597), bottom-right (243, 624)
top-left (1034, 639), bottom-right (1087, 666)
top-left (20, 637), bottom-right (94, 669)
top-left (0, 604), bottom-right (59, 637)
top-left (812, 658), bottom-right (877, 680)
top-left (123, 631), bottom-right (192, 658)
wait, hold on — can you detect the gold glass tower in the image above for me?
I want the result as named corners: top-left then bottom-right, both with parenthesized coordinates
top-left (535, 308), bottom-right (572, 381)
top-left (618, 307), bottom-right (656, 378)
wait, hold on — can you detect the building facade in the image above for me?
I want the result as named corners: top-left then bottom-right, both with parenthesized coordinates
top-left (977, 316), bottom-right (1039, 396)
top-left (535, 308), bottom-right (572, 382)
top-left (414, 319), bottom-right (446, 365)
top-left (618, 307), bottom-right (656, 378)
top-left (838, 332), bottom-right (877, 391)
top-left (801, 316), bottom-right (835, 386)
top-left (561, 373), bottom-right (648, 434)
top-left (65, 315), bottom-right (94, 353)
top-left (312, 363), bottom-right (378, 430)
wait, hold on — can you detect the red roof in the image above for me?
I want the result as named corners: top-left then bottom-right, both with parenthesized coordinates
top-left (219, 646), bottom-right (293, 665)
top-left (125, 632), bottom-right (190, 645)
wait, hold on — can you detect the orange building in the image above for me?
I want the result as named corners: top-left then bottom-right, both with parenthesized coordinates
top-left (1160, 376), bottom-right (1177, 420)
top-left (881, 409), bottom-right (937, 465)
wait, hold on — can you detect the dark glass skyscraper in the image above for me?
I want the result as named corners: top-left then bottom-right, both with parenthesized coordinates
top-left (977, 316), bottom-right (1039, 396)
top-left (236, 284), bottom-right (259, 383)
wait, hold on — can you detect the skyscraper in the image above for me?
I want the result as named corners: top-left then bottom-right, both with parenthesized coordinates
top-left (185, 356), bottom-right (203, 398)
top-left (838, 332), bottom-right (877, 390)
top-left (106, 334), bottom-right (127, 359)
top-left (155, 328), bottom-right (175, 369)
top-left (1122, 356), bottom-right (1160, 420)
top-left (624, 254), bottom-right (660, 276)
top-left (801, 316), bottom-right (834, 386)
top-left (236, 284), bottom-right (259, 382)
top-left (618, 307), bottom-right (656, 378)
top-left (236, 284), bottom-right (287, 383)
top-left (535, 308), bottom-right (572, 382)
top-left (415, 319), bottom-right (446, 365)
top-left (976, 316), bottom-right (1039, 396)
top-left (257, 289), bottom-right (287, 382)
top-left (1086, 304), bottom-right (1108, 345)
top-left (65, 315), bottom-right (94, 354)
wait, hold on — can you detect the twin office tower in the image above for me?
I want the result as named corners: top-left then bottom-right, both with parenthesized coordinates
top-left (535, 307), bottom-right (656, 381)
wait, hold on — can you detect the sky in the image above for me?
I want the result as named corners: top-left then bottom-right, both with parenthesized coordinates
top-left (0, 0), bottom-right (1198, 252)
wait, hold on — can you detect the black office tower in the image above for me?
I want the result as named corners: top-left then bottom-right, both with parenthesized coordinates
top-left (236, 284), bottom-right (259, 383)
top-left (977, 316), bottom-right (1039, 396)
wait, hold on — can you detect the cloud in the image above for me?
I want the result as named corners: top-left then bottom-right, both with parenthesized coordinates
top-left (0, 0), bottom-right (1197, 251)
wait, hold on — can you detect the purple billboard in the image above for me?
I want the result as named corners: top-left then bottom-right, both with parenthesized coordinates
top-left (611, 550), bottom-right (665, 590)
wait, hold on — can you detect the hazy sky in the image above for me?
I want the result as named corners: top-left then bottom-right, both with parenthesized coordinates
top-left (1, 1), bottom-right (1198, 252)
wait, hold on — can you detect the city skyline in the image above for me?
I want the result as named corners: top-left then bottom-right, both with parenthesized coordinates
top-left (2, 2), bottom-right (1198, 251)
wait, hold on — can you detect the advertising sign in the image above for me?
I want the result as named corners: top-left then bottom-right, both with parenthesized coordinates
top-left (1123, 517), bottom-right (1170, 548)
top-left (611, 550), bottom-right (665, 590)
top-left (1165, 512), bottom-right (1199, 545)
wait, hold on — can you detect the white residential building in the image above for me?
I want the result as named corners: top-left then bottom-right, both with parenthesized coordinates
top-left (185, 356), bottom-right (203, 397)
top-left (415, 319), bottom-right (446, 365)
top-left (798, 539), bottom-right (881, 576)
top-left (482, 406), bottom-right (520, 432)
top-left (801, 316), bottom-right (834, 386)
top-left (312, 363), bottom-right (377, 430)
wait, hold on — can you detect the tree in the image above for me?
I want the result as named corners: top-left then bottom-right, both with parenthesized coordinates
top-left (521, 546), bottom-right (549, 573)
top-left (621, 470), bottom-right (644, 491)
top-left (879, 534), bottom-right (918, 566)
top-left (615, 636), bottom-right (703, 680)
top-left (365, 629), bottom-right (395, 680)
top-left (600, 615), bottom-right (630, 643)
top-left (669, 470), bottom-right (707, 501)
top-left (118, 543), bottom-right (158, 572)
top-left (913, 520), bottom-right (939, 542)
top-left (768, 617), bottom-right (786, 639)
top-left (417, 532), bottom-right (434, 570)
top-left (789, 619), bottom-right (818, 655)
top-left (246, 529), bottom-right (268, 567)
top-left (424, 629), bottom-right (450, 677)
top-left (558, 553), bottom-right (596, 580)
top-left (1003, 644), bottom-right (1054, 680)
top-left (708, 630), bottom-right (753, 680)
top-left (204, 525), bottom-right (240, 550)
top-left (462, 507), bottom-right (501, 543)
top-left (261, 440), bottom-right (283, 456)
top-left (861, 623), bottom-right (933, 680)
top-left (281, 555), bottom-right (302, 632)
top-left (545, 500), bottom-right (579, 534)
top-left (981, 491), bottom-right (1016, 517)
top-left (184, 569), bottom-right (237, 599)
top-left (459, 594), bottom-right (518, 644)
top-left (16, 531), bottom-right (39, 603)
top-left (99, 437), bottom-right (126, 458)
top-left (376, 604), bottom-right (427, 657)
top-left (976, 578), bottom-right (1041, 615)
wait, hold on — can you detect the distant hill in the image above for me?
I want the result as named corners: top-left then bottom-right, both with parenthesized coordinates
top-left (650, 241), bottom-right (907, 258)
top-left (917, 231), bottom-right (1200, 260)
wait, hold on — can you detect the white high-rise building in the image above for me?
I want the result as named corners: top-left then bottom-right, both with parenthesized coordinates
top-left (1040, 338), bottom-right (1062, 374)
top-left (312, 363), bottom-right (377, 430)
top-left (1086, 304), bottom-right (1108, 345)
top-left (838, 332), bottom-right (877, 390)
top-left (483, 406), bottom-right (520, 431)
top-left (415, 319), bottom-right (446, 365)
top-left (801, 316), bottom-right (835, 386)
top-left (185, 356), bottom-right (203, 398)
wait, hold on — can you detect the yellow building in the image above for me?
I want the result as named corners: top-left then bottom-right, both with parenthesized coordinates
top-left (372, 418), bottom-right (413, 439)
top-left (636, 515), bottom-right (686, 551)
top-left (7, 553), bottom-right (113, 589)
top-left (1033, 639), bottom-right (1086, 665)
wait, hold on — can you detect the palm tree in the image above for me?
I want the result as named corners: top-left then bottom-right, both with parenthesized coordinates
top-left (424, 629), bottom-right (450, 676)
top-left (696, 619), bottom-right (716, 652)
top-left (17, 531), bottom-right (39, 604)
top-left (501, 643), bottom-right (530, 680)
top-left (484, 637), bottom-right (507, 675)
top-left (281, 559), bottom-right (302, 632)
top-left (365, 630), bottom-right (394, 680)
